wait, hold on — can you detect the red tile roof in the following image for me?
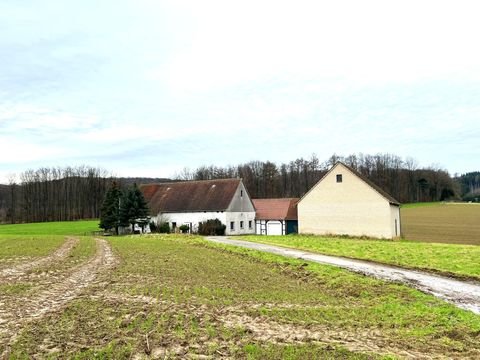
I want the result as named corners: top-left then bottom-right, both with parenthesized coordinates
top-left (252, 198), bottom-right (299, 220)
top-left (140, 179), bottom-right (241, 213)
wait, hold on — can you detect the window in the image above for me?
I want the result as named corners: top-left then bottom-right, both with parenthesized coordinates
top-left (230, 221), bottom-right (235, 230)
top-left (172, 222), bottom-right (177, 229)
top-left (240, 190), bottom-right (243, 197)
top-left (240, 221), bottom-right (244, 229)
top-left (336, 174), bottom-right (343, 183)
top-left (248, 220), bottom-right (252, 229)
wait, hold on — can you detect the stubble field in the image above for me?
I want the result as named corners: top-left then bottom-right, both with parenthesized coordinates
top-left (0, 222), bottom-right (479, 359)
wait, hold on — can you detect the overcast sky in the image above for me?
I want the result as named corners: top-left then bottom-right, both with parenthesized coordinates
top-left (1, 0), bottom-right (479, 183)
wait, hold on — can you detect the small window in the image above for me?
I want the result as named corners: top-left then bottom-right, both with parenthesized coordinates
top-left (230, 221), bottom-right (235, 230)
top-left (240, 221), bottom-right (244, 229)
top-left (240, 190), bottom-right (243, 197)
top-left (248, 220), bottom-right (252, 229)
top-left (172, 222), bottom-right (177, 229)
top-left (336, 174), bottom-right (343, 183)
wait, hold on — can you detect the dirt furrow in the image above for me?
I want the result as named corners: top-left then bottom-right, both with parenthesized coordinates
top-left (0, 238), bottom-right (117, 356)
top-left (0, 237), bottom-right (79, 282)
top-left (94, 292), bottom-right (442, 359)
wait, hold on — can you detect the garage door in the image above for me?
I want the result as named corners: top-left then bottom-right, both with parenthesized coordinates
top-left (267, 221), bottom-right (283, 235)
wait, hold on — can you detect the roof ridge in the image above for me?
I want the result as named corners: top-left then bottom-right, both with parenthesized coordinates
top-left (141, 178), bottom-right (241, 186)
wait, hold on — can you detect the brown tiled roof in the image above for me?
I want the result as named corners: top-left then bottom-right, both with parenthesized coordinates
top-left (140, 179), bottom-right (241, 213)
top-left (252, 198), bottom-right (299, 220)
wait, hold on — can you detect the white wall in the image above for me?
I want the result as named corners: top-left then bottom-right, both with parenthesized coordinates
top-left (390, 204), bottom-right (401, 238)
top-left (152, 211), bottom-right (255, 235)
top-left (298, 163), bottom-right (398, 239)
top-left (225, 211), bottom-right (256, 235)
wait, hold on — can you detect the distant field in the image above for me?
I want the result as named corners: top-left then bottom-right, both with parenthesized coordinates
top-left (401, 202), bottom-right (480, 245)
top-left (0, 220), bottom-right (99, 236)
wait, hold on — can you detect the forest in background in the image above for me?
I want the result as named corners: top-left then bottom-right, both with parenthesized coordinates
top-left (0, 153), bottom-right (477, 224)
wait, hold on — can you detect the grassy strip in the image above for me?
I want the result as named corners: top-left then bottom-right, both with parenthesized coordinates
top-left (400, 202), bottom-right (443, 209)
top-left (236, 234), bottom-right (480, 279)
top-left (0, 220), bottom-right (99, 236)
top-left (0, 235), bottom-right (65, 260)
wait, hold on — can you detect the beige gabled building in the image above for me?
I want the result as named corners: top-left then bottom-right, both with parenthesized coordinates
top-left (298, 162), bottom-right (401, 239)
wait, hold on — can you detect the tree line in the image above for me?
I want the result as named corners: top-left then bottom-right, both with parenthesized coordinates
top-left (456, 171), bottom-right (480, 202)
top-left (0, 166), bottom-right (110, 224)
top-left (0, 153), bottom-right (470, 224)
top-left (175, 153), bottom-right (460, 203)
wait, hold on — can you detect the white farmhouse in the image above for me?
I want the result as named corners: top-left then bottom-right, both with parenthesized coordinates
top-left (140, 179), bottom-right (256, 235)
top-left (298, 162), bottom-right (401, 239)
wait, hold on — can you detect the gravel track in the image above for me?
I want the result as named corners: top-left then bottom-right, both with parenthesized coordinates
top-left (205, 236), bottom-right (480, 314)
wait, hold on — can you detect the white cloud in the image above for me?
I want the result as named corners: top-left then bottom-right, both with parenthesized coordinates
top-left (152, 0), bottom-right (480, 94)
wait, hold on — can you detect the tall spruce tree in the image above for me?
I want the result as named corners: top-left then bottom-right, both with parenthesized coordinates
top-left (119, 183), bottom-right (150, 233)
top-left (99, 181), bottom-right (121, 235)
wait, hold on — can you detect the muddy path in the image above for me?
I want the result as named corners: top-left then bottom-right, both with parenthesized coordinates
top-left (93, 292), bottom-right (441, 359)
top-left (205, 236), bottom-right (480, 315)
top-left (0, 237), bottom-right (79, 282)
top-left (0, 238), bottom-right (118, 356)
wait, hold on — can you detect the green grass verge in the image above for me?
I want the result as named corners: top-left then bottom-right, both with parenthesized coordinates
top-left (0, 220), bottom-right (99, 236)
top-left (237, 234), bottom-right (480, 280)
top-left (9, 234), bottom-right (480, 359)
top-left (400, 202), bottom-right (443, 209)
top-left (0, 235), bottom-right (65, 259)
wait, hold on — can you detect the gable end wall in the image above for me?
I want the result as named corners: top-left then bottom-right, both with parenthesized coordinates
top-left (298, 163), bottom-right (395, 238)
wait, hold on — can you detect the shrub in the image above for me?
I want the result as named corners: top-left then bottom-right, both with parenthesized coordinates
top-left (198, 219), bottom-right (226, 236)
top-left (159, 222), bottom-right (170, 233)
top-left (179, 224), bottom-right (190, 233)
top-left (149, 221), bottom-right (158, 233)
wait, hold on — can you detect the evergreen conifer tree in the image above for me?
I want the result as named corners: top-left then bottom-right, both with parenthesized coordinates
top-left (99, 181), bottom-right (121, 235)
top-left (119, 183), bottom-right (150, 233)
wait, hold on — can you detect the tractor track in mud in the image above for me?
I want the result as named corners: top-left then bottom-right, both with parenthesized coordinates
top-left (92, 292), bottom-right (453, 359)
top-left (0, 237), bottom-right (79, 282)
top-left (0, 238), bottom-right (118, 357)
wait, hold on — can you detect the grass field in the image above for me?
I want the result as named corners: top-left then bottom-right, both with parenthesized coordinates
top-left (0, 220), bottom-right (99, 236)
top-left (238, 234), bottom-right (480, 280)
top-left (1, 231), bottom-right (480, 358)
top-left (401, 202), bottom-right (480, 245)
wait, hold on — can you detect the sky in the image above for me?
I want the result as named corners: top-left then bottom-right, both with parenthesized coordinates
top-left (1, 0), bottom-right (479, 183)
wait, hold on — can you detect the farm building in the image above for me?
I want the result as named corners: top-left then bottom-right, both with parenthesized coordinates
top-left (252, 198), bottom-right (299, 235)
top-left (140, 179), bottom-right (256, 235)
top-left (298, 162), bottom-right (401, 239)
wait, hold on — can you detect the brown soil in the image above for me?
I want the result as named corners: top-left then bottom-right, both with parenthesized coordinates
top-left (0, 238), bottom-right (118, 357)
top-left (93, 292), bottom-right (458, 360)
top-left (0, 237), bottom-right (79, 282)
top-left (401, 203), bottom-right (480, 245)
